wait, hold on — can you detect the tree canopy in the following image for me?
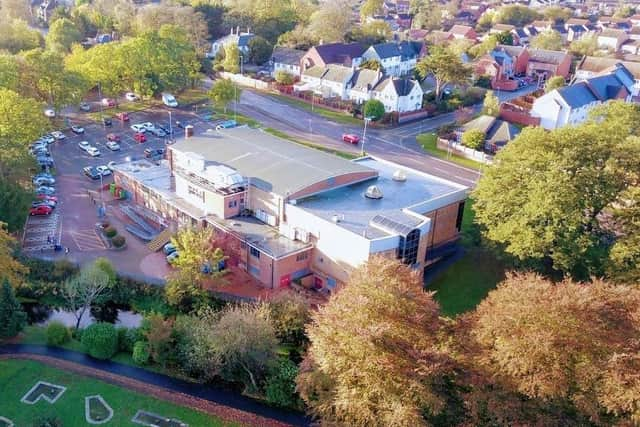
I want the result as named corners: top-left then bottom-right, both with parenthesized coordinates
top-left (482, 90), bottom-right (500, 116)
top-left (545, 75), bottom-right (565, 93)
top-left (208, 78), bottom-right (241, 113)
top-left (363, 99), bottom-right (385, 121)
top-left (530, 29), bottom-right (563, 50)
top-left (46, 18), bottom-right (83, 53)
top-left (416, 47), bottom-right (471, 102)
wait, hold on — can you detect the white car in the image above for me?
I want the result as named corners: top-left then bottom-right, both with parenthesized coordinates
top-left (44, 108), bottom-right (55, 118)
top-left (125, 92), bottom-right (139, 102)
top-left (96, 165), bottom-right (112, 176)
top-left (86, 146), bottom-right (101, 157)
top-left (71, 125), bottom-right (85, 134)
top-left (51, 131), bottom-right (65, 140)
top-left (130, 123), bottom-right (146, 133)
top-left (107, 161), bottom-right (117, 170)
top-left (40, 134), bottom-right (55, 144)
top-left (78, 141), bottom-right (90, 151)
top-left (141, 122), bottom-right (155, 131)
top-left (162, 93), bottom-right (178, 107)
top-left (106, 141), bottom-right (120, 151)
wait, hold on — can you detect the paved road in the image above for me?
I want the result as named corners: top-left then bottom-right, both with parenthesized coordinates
top-left (0, 344), bottom-right (311, 426)
top-left (231, 85), bottom-right (539, 187)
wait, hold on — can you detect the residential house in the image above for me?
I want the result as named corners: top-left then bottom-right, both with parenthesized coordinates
top-left (298, 64), bottom-right (354, 99)
top-left (407, 29), bottom-right (429, 41)
top-left (575, 56), bottom-right (640, 97)
top-left (209, 28), bottom-right (254, 58)
top-left (622, 39), bottom-right (640, 55)
top-left (371, 77), bottom-right (424, 113)
top-left (300, 42), bottom-right (365, 71)
top-left (360, 41), bottom-right (425, 77)
top-left (347, 69), bottom-right (384, 105)
top-left (512, 27), bottom-right (530, 45)
top-left (271, 47), bottom-right (306, 78)
top-left (449, 25), bottom-right (478, 40)
top-left (531, 63), bottom-right (635, 129)
top-left (396, 0), bottom-right (410, 14)
top-left (457, 114), bottom-right (520, 153)
top-left (395, 13), bottom-right (413, 30)
top-left (490, 23), bottom-right (516, 35)
top-left (427, 30), bottom-right (455, 44)
top-left (597, 29), bottom-right (630, 51)
top-left (531, 20), bottom-right (553, 33)
top-left (629, 14), bottom-right (640, 26)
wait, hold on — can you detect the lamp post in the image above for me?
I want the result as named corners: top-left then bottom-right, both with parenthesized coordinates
top-left (234, 83), bottom-right (237, 122)
top-left (361, 116), bottom-right (372, 157)
top-left (239, 54), bottom-right (243, 75)
top-left (168, 110), bottom-right (173, 141)
top-left (98, 82), bottom-right (104, 129)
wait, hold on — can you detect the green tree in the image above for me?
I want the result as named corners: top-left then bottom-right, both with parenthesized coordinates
top-left (265, 359), bottom-right (301, 409)
top-left (81, 322), bottom-right (118, 360)
top-left (222, 43), bottom-right (241, 73)
top-left (461, 129), bottom-right (485, 150)
top-left (0, 179), bottom-right (32, 231)
top-left (208, 78), bottom-right (240, 113)
top-left (0, 54), bottom-right (20, 91)
top-left (46, 18), bottom-right (82, 53)
top-left (363, 99), bottom-right (385, 121)
top-left (569, 34), bottom-right (599, 57)
top-left (482, 90), bottom-right (500, 116)
top-left (614, 5), bottom-right (635, 19)
top-left (248, 36), bottom-right (273, 65)
top-left (297, 258), bottom-right (450, 426)
top-left (0, 225), bottom-right (28, 286)
top-left (530, 29), bottom-right (563, 50)
top-left (0, 19), bottom-right (43, 53)
top-left (608, 185), bottom-right (640, 283)
top-left (542, 6), bottom-right (573, 23)
top-left (268, 292), bottom-right (310, 347)
top-left (493, 4), bottom-right (540, 26)
top-left (274, 70), bottom-right (295, 85)
top-left (545, 75), bottom-right (565, 92)
top-left (468, 34), bottom-right (499, 58)
top-left (472, 102), bottom-right (640, 278)
top-left (359, 58), bottom-right (382, 71)
top-left (306, 0), bottom-right (352, 43)
top-left (0, 0), bottom-right (31, 21)
top-left (360, 0), bottom-right (383, 19)
top-left (416, 47), bottom-right (471, 102)
top-left (412, 0), bottom-right (443, 31)
top-left (476, 11), bottom-right (494, 32)
top-left (135, 4), bottom-right (209, 55)
top-left (0, 279), bottom-right (27, 339)
top-left (494, 31), bottom-right (513, 46)
top-left (62, 261), bottom-right (112, 330)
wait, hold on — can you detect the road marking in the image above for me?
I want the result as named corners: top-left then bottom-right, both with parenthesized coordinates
top-left (70, 229), bottom-right (106, 251)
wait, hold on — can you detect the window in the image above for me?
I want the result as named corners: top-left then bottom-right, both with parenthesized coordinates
top-left (250, 247), bottom-right (260, 258)
top-left (455, 201), bottom-right (465, 232)
top-left (248, 265), bottom-right (260, 278)
top-left (228, 200), bottom-right (237, 208)
top-left (296, 252), bottom-right (308, 262)
top-left (397, 229), bottom-right (420, 266)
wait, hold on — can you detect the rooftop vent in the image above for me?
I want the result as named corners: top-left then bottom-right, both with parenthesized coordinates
top-left (392, 170), bottom-right (407, 182)
top-left (331, 214), bottom-right (341, 223)
top-left (364, 185), bottom-right (383, 199)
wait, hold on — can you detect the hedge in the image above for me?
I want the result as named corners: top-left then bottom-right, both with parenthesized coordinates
top-left (81, 323), bottom-right (118, 360)
top-left (104, 227), bottom-right (117, 238)
top-left (132, 341), bottom-right (150, 365)
top-left (112, 235), bottom-right (126, 248)
top-left (46, 321), bottom-right (70, 346)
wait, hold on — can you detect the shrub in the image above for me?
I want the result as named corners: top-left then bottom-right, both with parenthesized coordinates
top-left (81, 323), bottom-right (118, 360)
top-left (117, 327), bottom-right (133, 352)
top-left (112, 235), bottom-right (125, 248)
top-left (461, 129), bottom-right (486, 150)
top-left (31, 415), bottom-right (62, 427)
top-left (363, 99), bottom-right (385, 121)
top-left (265, 358), bottom-right (301, 409)
top-left (104, 227), bottom-right (117, 238)
top-left (132, 341), bottom-right (150, 365)
top-left (46, 321), bottom-right (70, 346)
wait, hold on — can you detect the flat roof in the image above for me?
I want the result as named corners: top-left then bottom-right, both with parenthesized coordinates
top-left (295, 157), bottom-right (468, 239)
top-left (172, 127), bottom-right (374, 197)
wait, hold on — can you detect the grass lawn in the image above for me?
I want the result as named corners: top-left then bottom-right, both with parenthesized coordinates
top-left (263, 128), bottom-right (358, 160)
top-left (87, 99), bottom-right (158, 121)
top-left (0, 359), bottom-right (233, 427)
top-left (177, 88), bottom-right (209, 106)
top-left (268, 93), bottom-right (362, 126)
top-left (416, 133), bottom-right (483, 170)
top-left (426, 198), bottom-right (506, 317)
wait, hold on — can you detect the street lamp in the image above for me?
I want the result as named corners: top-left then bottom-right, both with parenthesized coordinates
top-left (361, 116), bottom-right (373, 157)
top-left (234, 83), bottom-right (237, 122)
top-left (239, 54), bottom-right (243, 75)
top-left (168, 110), bottom-right (173, 141)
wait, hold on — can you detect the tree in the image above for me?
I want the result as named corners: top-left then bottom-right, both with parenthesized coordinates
top-left (494, 31), bottom-right (513, 46)
top-left (142, 313), bottom-right (174, 366)
top-left (81, 323), bottom-right (118, 360)
top-left (62, 261), bottom-right (112, 330)
top-left (542, 6), bottom-right (573, 23)
top-left (472, 102), bottom-right (640, 278)
top-left (476, 11), bottom-right (494, 32)
top-left (0, 0), bottom-right (31, 22)
top-left (222, 43), bottom-right (241, 73)
top-left (274, 70), bottom-right (295, 85)
top-left (608, 186), bottom-right (640, 283)
top-left (248, 36), bottom-right (272, 65)
top-left (0, 178), bottom-right (32, 232)
top-left (208, 79), bottom-right (241, 113)
top-left (461, 129), bottom-right (485, 150)
top-left (265, 359), bottom-right (301, 409)
top-left (493, 4), bottom-right (540, 26)
top-left (482, 90), bottom-right (500, 116)
top-left (360, 0), bottom-right (383, 20)
top-left (0, 225), bottom-right (28, 286)
top-left (359, 58), bottom-right (382, 71)
top-left (0, 54), bottom-right (20, 91)
top-left (268, 292), bottom-right (310, 347)
top-left (297, 257), bottom-right (450, 426)
top-left (135, 4), bottom-right (209, 55)
top-left (412, 0), bottom-right (444, 31)
top-left (46, 18), bottom-right (82, 53)
top-left (465, 273), bottom-right (640, 421)
top-left (468, 34), bottom-right (499, 58)
top-left (306, 0), bottom-right (352, 43)
top-left (530, 30), bottom-right (563, 51)
top-left (569, 34), bottom-right (599, 57)
top-left (348, 21), bottom-right (392, 46)
top-left (0, 279), bottom-right (27, 339)
top-left (416, 47), bottom-right (471, 102)
top-left (363, 99), bottom-right (385, 121)
top-left (277, 25), bottom-right (317, 50)
top-left (614, 5), bottom-right (635, 19)
top-left (545, 75), bottom-right (565, 92)
top-left (0, 19), bottom-right (43, 53)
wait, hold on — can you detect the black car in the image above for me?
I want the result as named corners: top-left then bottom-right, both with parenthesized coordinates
top-left (102, 116), bottom-right (112, 126)
top-left (144, 148), bottom-right (165, 158)
top-left (157, 122), bottom-right (173, 134)
top-left (83, 166), bottom-right (101, 180)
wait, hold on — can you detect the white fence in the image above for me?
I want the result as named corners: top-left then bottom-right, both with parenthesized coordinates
top-left (437, 138), bottom-right (493, 164)
top-left (219, 72), bottom-right (270, 90)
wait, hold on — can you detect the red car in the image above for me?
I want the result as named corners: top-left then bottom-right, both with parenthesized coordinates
top-left (35, 194), bottom-right (58, 202)
top-left (342, 133), bottom-right (360, 144)
top-left (116, 112), bottom-right (129, 121)
top-left (106, 133), bottom-right (121, 142)
top-left (30, 205), bottom-right (53, 216)
top-left (101, 98), bottom-right (116, 107)
top-left (134, 132), bottom-right (146, 143)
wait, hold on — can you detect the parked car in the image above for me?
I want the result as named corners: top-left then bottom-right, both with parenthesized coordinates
top-left (106, 133), bottom-right (120, 142)
top-left (44, 109), bottom-right (55, 118)
top-left (37, 157), bottom-right (54, 167)
top-left (215, 120), bottom-right (237, 130)
top-left (149, 127), bottom-right (166, 137)
top-left (35, 186), bottom-right (56, 195)
top-left (102, 116), bottom-right (112, 126)
top-left (134, 132), bottom-right (146, 143)
top-left (116, 112), bottom-right (129, 122)
top-left (106, 141), bottom-right (120, 151)
top-left (101, 98), bottom-right (116, 107)
top-left (78, 141), bottom-right (90, 151)
top-left (166, 250), bottom-right (179, 264)
top-left (130, 123), bottom-right (146, 133)
top-left (96, 165), bottom-right (112, 176)
top-left (125, 92), bottom-right (139, 102)
top-left (141, 122), bottom-right (155, 131)
top-left (86, 146), bottom-right (101, 157)
top-left (79, 102), bottom-right (91, 112)
top-left (144, 148), bottom-right (164, 158)
top-left (71, 125), bottom-right (85, 134)
top-left (30, 205), bottom-right (53, 216)
top-left (51, 131), bottom-right (65, 140)
top-left (35, 193), bottom-right (57, 202)
top-left (107, 161), bottom-right (117, 170)
top-left (33, 176), bottom-right (55, 186)
top-left (342, 133), bottom-right (360, 144)
top-left (32, 200), bottom-right (56, 209)
top-left (40, 134), bottom-right (55, 144)
top-left (29, 146), bottom-right (48, 157)
top-left (83, 166), bottom-right (101, 180)
top-left (33, 172), bottom-right (55, 181)
top-left (163, 242), bottom-right (176, 255)
top-left (162, 93), bottom-right (178, 107)
top-left (157, 122), bottom-right (173, 134)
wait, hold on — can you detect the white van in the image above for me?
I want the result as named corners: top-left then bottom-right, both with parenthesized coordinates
top-left (162, 93), bottom-right (178, 107)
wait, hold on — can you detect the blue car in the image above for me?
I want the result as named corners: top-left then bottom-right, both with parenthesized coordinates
top-left (215, 120), bottom-right (237, 130)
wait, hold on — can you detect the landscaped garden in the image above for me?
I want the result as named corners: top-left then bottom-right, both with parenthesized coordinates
top-left (0, 359), bottom-right (231, 427)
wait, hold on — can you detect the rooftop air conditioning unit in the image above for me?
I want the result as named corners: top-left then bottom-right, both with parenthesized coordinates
top-left (364, 185), bottom-right (383, 199)
top-left (392, 170), bottom-right (407, 182)
top-left (331, 214), bottom-right (340, 223)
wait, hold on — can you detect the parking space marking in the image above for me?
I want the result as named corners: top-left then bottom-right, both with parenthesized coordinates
top-left (70, 229), bottom-right (106, 251)
top-left (22, 212), bottom-right (61, 251)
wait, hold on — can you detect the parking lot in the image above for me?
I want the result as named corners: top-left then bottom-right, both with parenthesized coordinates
top-left (23, 102), bottom-right (217, 278)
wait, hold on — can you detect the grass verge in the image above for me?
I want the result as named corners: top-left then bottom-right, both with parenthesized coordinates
top-left (416, 133), bottom-right (483, 170)
top-left (86, 100), bottom-right (158, 121)
top-left (0, 359), bottom-right (232, 426)
top-left (268, 93), bottom-right (362, 126)
top-left (263, 128), bottom-right (358, 160)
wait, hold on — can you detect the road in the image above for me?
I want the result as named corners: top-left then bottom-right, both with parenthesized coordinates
top-left (228, 84), bottom-right (538, 187)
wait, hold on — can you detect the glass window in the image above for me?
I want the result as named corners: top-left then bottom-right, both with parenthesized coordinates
top-left (228, 200), bottom-right (237, 208)
top-left (296, 252), bottom-right (308, 262)
top-left (397, 229), bottom-right (420, 265)
top-left (250, 247), bottom-right (260, 258)
top-left (456, 201), bottom-right (465, 232)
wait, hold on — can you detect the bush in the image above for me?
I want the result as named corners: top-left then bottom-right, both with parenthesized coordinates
top-left (81, 323), bottom-right (118, 360)
top-left (117, 327), bottom-right (135, 352)
top-left (265, 358), bottom-right (301, 409)
top-left (132, 341), bottom-right (150, 365)
top-left (46, 321), bottom-right (70, 346)
top-left (461, 129), bottom-right (486, 150)
top-left (112, 235), bottom-right (125, 248)
top-left (104, 227), bottom-right (117, 238)
top-left (31, 415), bottom-right (62, 427)
top-left (363, 99), bottom-right (385, 121)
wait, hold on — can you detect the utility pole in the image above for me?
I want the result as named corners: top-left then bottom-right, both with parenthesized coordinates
top-left (361, 116), bottom-right (372, 157)
top-left (234, 83), bottom-right (237, 122)
top-left (168, 111), bottom-right (173, 141)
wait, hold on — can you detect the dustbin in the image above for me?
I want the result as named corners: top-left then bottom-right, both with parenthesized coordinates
top-left (185, 125), bottom-right (194, 138)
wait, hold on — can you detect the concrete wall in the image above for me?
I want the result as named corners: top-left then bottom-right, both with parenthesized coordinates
top-left (248, 185), bottom-right (282, 225)
top-left (272, 249), bottom-right (313, 287)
